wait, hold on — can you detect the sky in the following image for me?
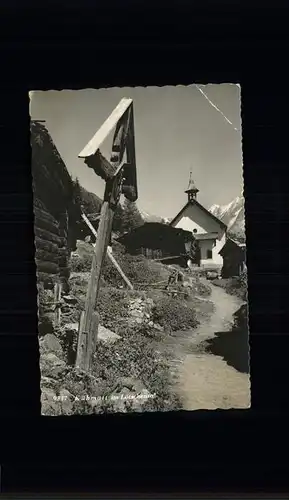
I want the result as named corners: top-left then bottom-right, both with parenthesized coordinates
top-left (29, 84), bottom-right (243, 219)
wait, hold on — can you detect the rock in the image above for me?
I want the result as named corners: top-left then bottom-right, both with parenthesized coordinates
top-left (41, 352), bottom-right (67, 379)
top-left (41, 387), bottom-right (56, 400)
top-left (41, 387), bottom-right (75, 415)
top-left (130, 310), bottom-right (140, 317)
top-left (41, 387), bottom-right (59, 415)
top-left (60, 388), bottom-right (74, 398)
top-left (98, 325), bottom-right (121, 343)
top-left (110, 384), bottom-right (155, 413)
top-left (41, 376), bottom-right (58, 388)
top-left (64, 323), bottom-right (79, 332)
top-left (62, 295), bottom-right (78, 305)
top-left (118, 377), bottom-right (146, 393)
top-left (85, 396), bottom-right (104, 413)
top-left (153, 323), bottom-right (164, 331)
top-left (59, 389), bottom-right (74, 414)
top-left (139, 389), bottom-right (152, 398)
top-left (61, 305), bottom-right (72, 314)
top-left (39, 334), bottom-right (63, 357)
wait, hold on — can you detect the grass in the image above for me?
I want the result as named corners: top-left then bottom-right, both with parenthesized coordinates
top-left (151, 295), bottom-right (198, 332)
top-left (212, 272), bottom-right (247, 301)
top-left (40, 241), bottom-right (211, 414)
top-left (91, 325), bottom-right (182, 412)
top-left (70, 240), bottom-right (171, 288)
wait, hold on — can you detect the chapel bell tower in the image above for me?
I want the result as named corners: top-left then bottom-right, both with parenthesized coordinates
top-left (185, 170), bottom-right (199, 202)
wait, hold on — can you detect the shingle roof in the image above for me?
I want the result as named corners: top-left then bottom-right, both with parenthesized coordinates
top-left (117, 222), bottom-right (193, 245)
top-left (170, 199), bottom-right (227, 230)
top-left (218, 237), bottom-right (246, 255)
top-left (195, 232), bottom-right (219, 241)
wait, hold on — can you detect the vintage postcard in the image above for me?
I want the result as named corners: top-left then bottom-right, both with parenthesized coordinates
top-left (30, 84), bottom-right (250, 415)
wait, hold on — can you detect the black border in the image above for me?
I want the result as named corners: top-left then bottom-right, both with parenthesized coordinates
top-left (0, 0), bottom-right (288, 493)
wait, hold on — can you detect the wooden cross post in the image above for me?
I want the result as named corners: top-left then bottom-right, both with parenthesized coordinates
top-left (75, 98), bottom-right (138, 372)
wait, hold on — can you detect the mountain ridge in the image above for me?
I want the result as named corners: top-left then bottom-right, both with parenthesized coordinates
top-left (210, 195), bottom-right (245, 241)
top-left (78, 183), bottom-right (245, 242)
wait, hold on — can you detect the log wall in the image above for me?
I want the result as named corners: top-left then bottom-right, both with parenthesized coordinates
top-left (34, 203), bottom-right (71, 291)
top-left (58, 210), bottom-right (71, 293)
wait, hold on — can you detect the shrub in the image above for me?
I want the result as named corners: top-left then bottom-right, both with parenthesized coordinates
top-left (233, 303), bottom-right (248, 331)
top-left (212, 273), bottom-right (247, 300)
top-left (151, 296), bottom-right (198, 332)
top-left (102, 245), bottom-right (170, 288)
top-left (196, 280), bottom-right (212, 297)
top-left (37, 286), bottom-right (55, 335)
top-left (239, 270), bottom-right (248, 299)
top-left (70, 253), bottom-right (92, 273)
top-left (97, 286), bottom-right (131, 332)
top-left (91, 327), bottom-right (182, 412)
top-left (70, 239), bottom-right (171, 289)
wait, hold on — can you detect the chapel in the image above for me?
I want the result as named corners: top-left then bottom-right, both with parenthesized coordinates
top-left (170, 172), bottom-right (227, 270)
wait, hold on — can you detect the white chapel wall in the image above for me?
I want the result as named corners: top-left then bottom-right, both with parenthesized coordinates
top-left (211, 233), bottom-right (225, 267)
top-left (199, 239), bottom-right (213, 263)
top-left (172, 203), bottom-right (222, 235)
top-left (172, 203), bottom-right (226, 268)
top-left (198, 238), bottom-right (224, 267)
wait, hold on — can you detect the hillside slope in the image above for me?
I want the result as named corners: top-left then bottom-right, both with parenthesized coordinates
top-left (77, 185), bottom-right (168, 236)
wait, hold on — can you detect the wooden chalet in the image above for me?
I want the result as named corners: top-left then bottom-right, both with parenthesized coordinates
top-left (116, 222), bottom-right (199, 268)
top-left (219, 237), bottom-right (246, 278)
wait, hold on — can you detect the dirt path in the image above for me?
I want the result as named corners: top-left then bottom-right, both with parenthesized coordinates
top-left (167, 281), bottom-right (251, 410)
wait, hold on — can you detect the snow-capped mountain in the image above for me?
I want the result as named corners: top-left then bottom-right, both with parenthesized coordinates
top-left (119, 197), bottom-right (170, 226)
top-left (139, 209), bottom-right (170, 224)
top-left (210, 195), bottom-right (245, 241)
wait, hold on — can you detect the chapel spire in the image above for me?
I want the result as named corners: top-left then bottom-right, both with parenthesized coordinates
top-left (185, 170), bottom-right (199, 202)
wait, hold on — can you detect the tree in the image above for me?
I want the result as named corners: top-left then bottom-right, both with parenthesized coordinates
top-left (72, 178), bottom-right (82, 208)
top-left (121, 199), bottom-right (144, 233)
top-left (112, 203), bottom-right (125, 233)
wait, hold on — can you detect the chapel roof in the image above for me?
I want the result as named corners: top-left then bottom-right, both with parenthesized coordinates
top-left (170, 199), bottom-right (227, 230)
top-left (194, 232), bottom-right (219, 241)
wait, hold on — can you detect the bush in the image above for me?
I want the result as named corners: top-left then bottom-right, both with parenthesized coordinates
top-left (151, 296), bottom-right (198, 332)
top-left (102, 244), bottom-right (170, 288)
top-left (97, 286), bottom-right (131, 332)
top-left (96, 285), bottom-right (150, 333)
top-left (70, 253), bottom-right (92, 273)
top-left (91, 327), bottom-right (182, 412)
top-left (212, 273), bottom-right (247, 300)
top-left (196, 280), bottom-right (212, 297)
top-left (239, 270), bottom-right (248, 299)
top-left (37, 286), bottom-right (55, 335)
top-left (233, 303), bottom-right (248, 331)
